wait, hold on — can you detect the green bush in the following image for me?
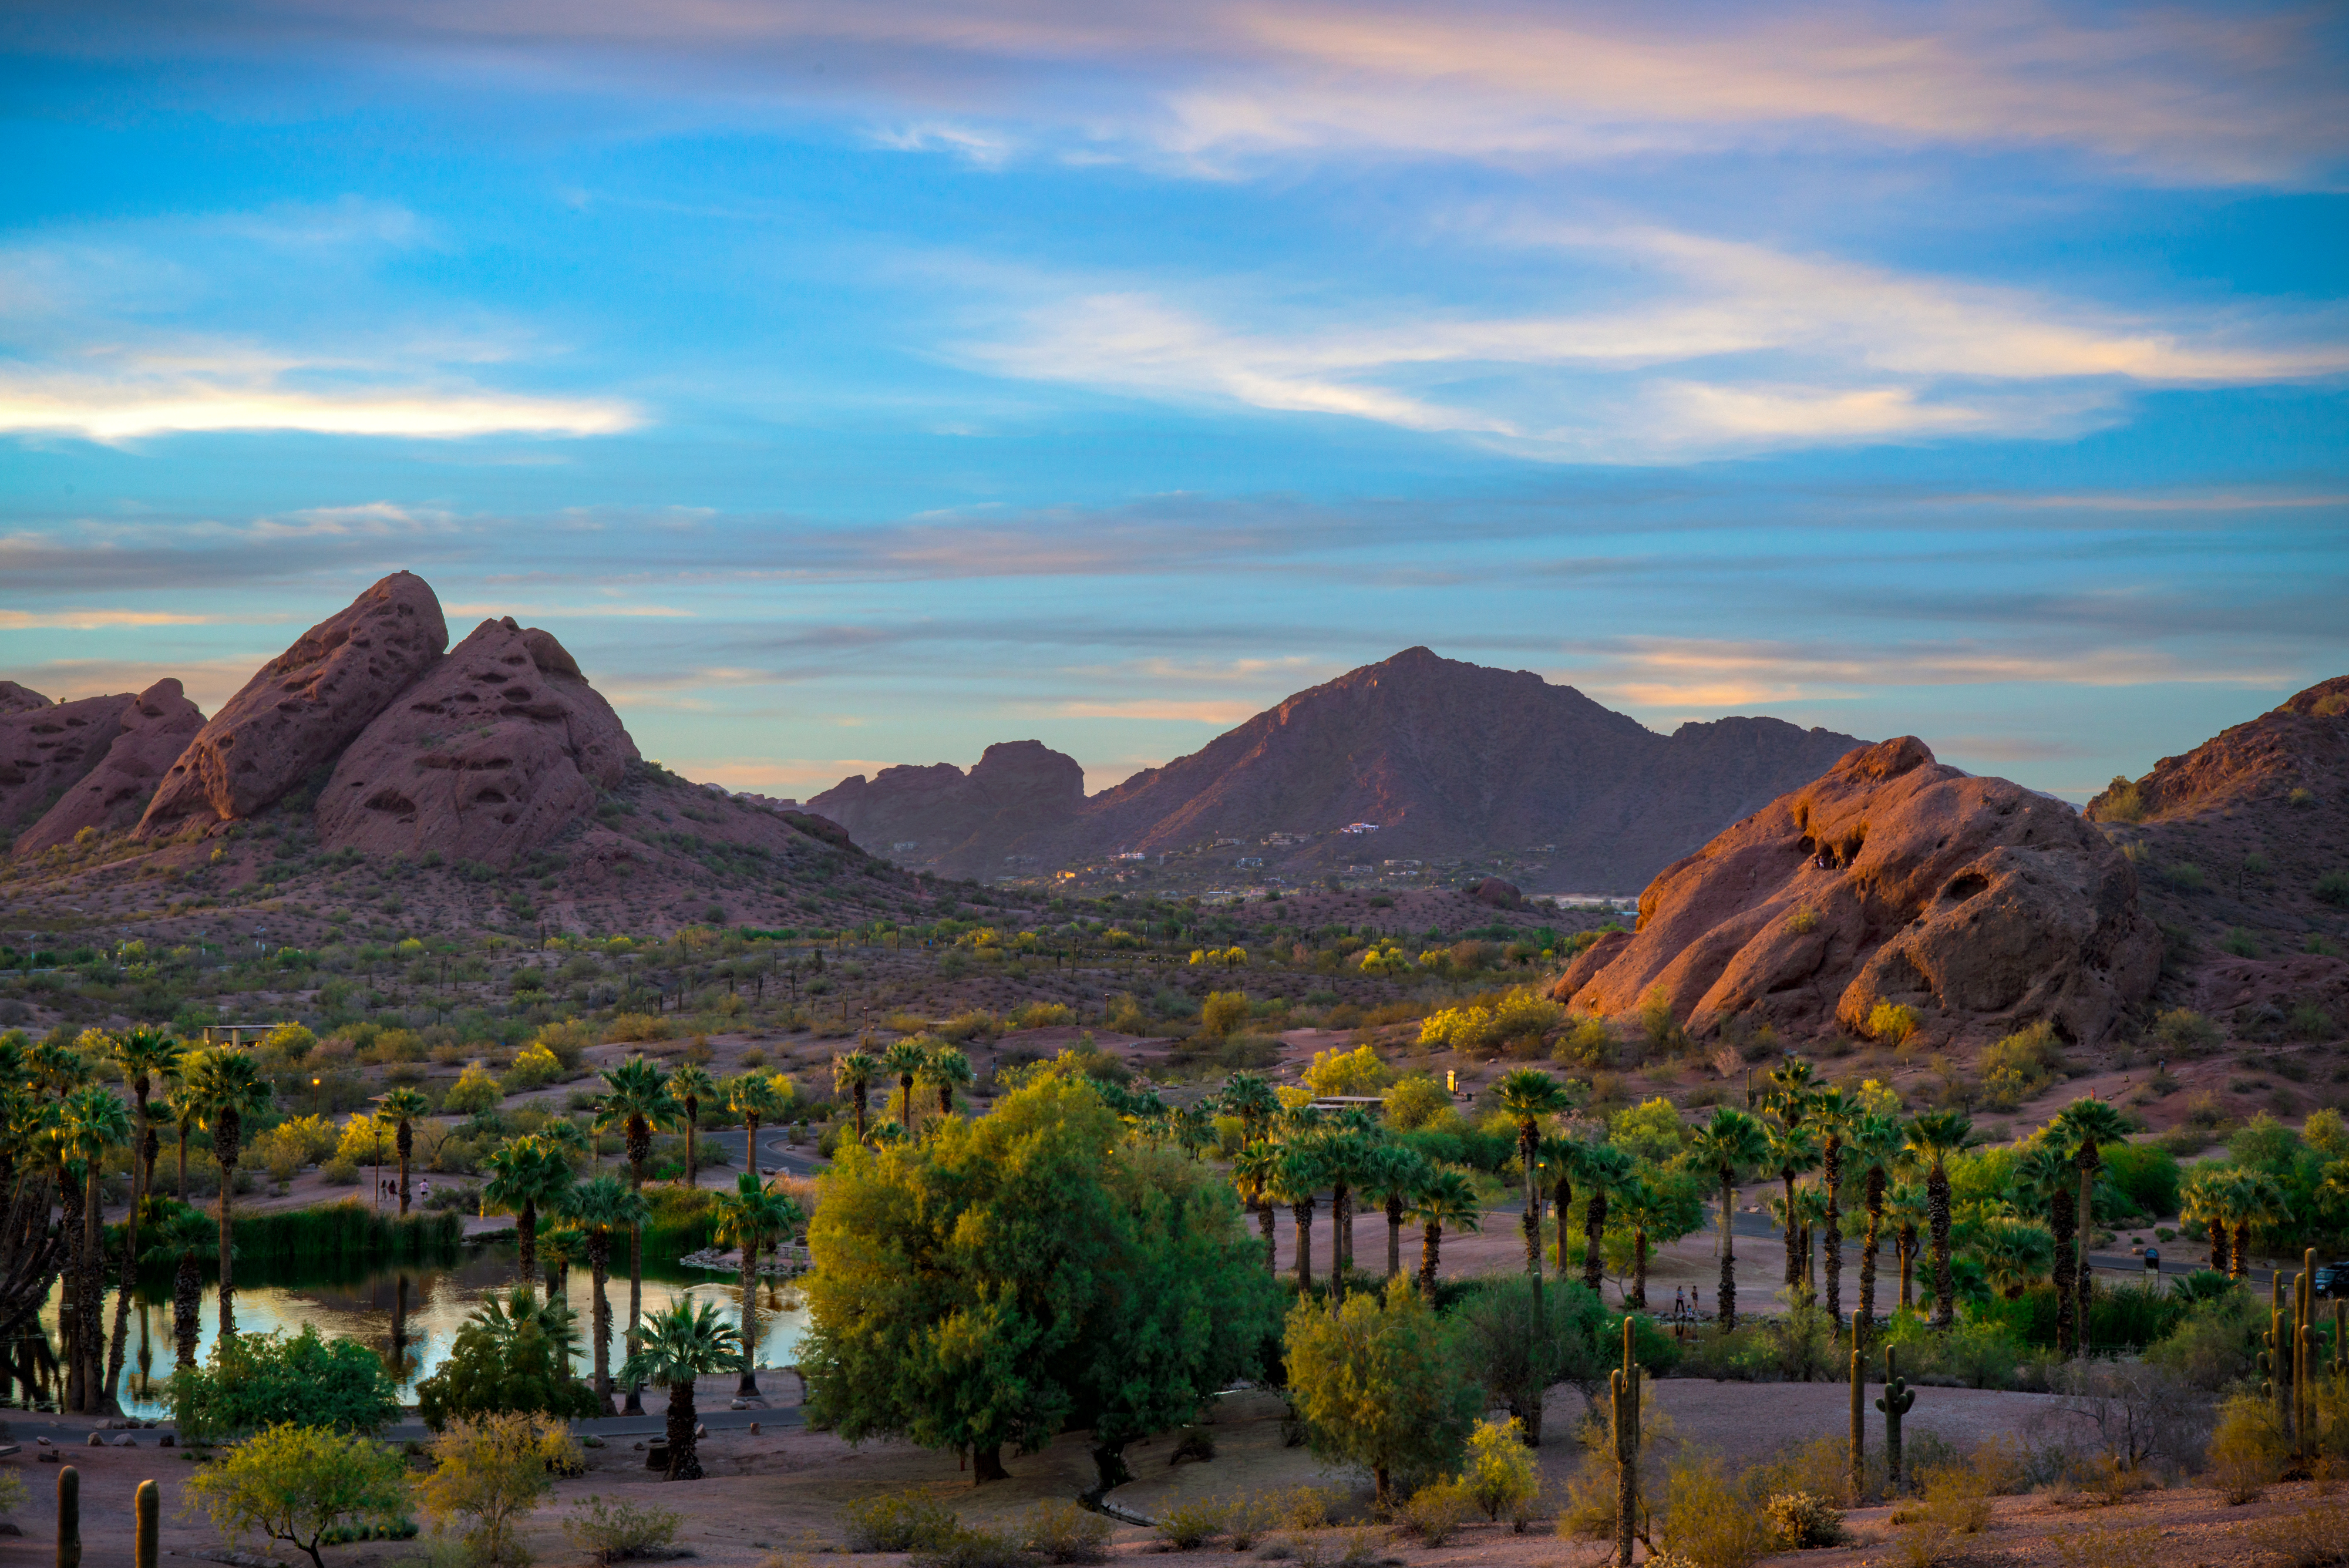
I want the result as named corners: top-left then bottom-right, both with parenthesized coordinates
top-left (840, 1494), bottom-right (961, 1552)
top-left (2099, 1143), bottom-right (2180, 1220)
top-left (2316, 871), bottom-right (2349, 909)
top-left (561, 1494), bottom-right (683, 1564)
top-left (1018, 1500), bottom-right (1111, 1564)
top-left (1152, 1497), bottom-right (1230, 1550)
top-left (169, 1325), bottom-right (403, 1442)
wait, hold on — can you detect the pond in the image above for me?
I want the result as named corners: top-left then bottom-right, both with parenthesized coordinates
top-left (8, 1244), bottom-right (810, 1419)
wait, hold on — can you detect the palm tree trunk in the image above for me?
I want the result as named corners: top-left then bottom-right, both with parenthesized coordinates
top-left (666, 1378), bottom-right (702, 1479)
top-left (1631, 1228), bottom-right (1648, 1310)
top-left (2232, 1222), bottom-right (2250, 1279)
top-left (1823, 1136), bottom-right (1843, 1328)
top-left (737, 1240), bottom-right (761, 1397)
top-left (217, 1150), bottom-right (238, 1340)
top-left (60, 1171), bottom-right (82, 1412)
top-left (1859, 1170), bottom-right (1884, 1339)
top-left (1583, 1189), bottom-right (1608, 1294)
top-left (684, 1109), bottom-right (698, 1190)
top-left (625, 1222), bottom-right (645, 1414)
top-left (1386, 1194), bottom-right (1404, 1280)
top-left (1927, 1166), bottom-right (1954, 1331)
top-left (397, 1125), bottom-right (412, 1217)
top-left (110, 1102), bottom-right (149, 1396)
top-left (518, 1201), bottom-right (539, 1281)
top-left (1552, 1172), bottom-right (1573, 1274)
top-left (1782, 1169), bottom-right (1801, 1287)
top-left (1899, 1223), bottom-right (1917, 1308)
top-left (745, 1115), bottom-right (762, 1181)
top-left (590, 1237), bottom-right (615, 1413)
top-left (1718, 1175), bottom-right (1738, 1328)
top-left (82, 1176), bottom-right (106, 1410)
top-left (1293, 1199), bottom-right (1315, 1293)
top-left (900, 1077), bottom-right (914, 1132)
top-left (1330, 1184), bottom-right (1350, 1308)
top-left (2051, 1187), bottom-right (2077, 1358)
top-left (173, 1256), bottom-right (200, 1368)
top-left (392, 1272), bottom-right (410, 1388)
top-left (853, 1083), bottom-right (867, 1142)
top-left (1520, 1141), bottom-right (1544, 1318)
top-left (2075, 1158), bottom-right (2096, 1355)
top-left (1419, 1221), bottom-right (1442, 1296)
top-left (1257, 1200), bottom-right (1276, 1272)
top-left (176, 1122), bottom-right (190, 1203)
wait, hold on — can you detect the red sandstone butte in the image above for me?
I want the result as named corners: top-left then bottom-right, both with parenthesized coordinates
top-left (16, 679), bottom-right (206, 853)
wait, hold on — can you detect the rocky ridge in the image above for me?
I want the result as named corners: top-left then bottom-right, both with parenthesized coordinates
top-left (1552, 736), bottom-right (2163, 1047)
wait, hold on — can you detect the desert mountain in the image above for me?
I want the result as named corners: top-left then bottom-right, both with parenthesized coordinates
top-left (1553, 736), bottom-right (2162, 1047)
top-left (1, 573), bottom-right (927, 944)
top-left (810, 647), bottom-right (1867, 890)
top-left (2085, 674), bottom-right (2349, 1036)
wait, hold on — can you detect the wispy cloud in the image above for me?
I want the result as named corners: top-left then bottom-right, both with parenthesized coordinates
top-left (0, 376), bottom-right (637, 442)
top-left (0, 609), bottom-right (234, 630)
top-left (1049, 698), bottom-right (1265, 722)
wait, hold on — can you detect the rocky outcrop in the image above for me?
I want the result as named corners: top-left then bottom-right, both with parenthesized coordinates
top-left (1552, 737), bottom-right (2161, 1046)
top-left (1472, 877), bottom-right (1523, 909)
top-left (0, 691), bottom-right (137, 840)
top-left (315, 617), bottom-right (638, 867)
top-left (0, 682), bottom-right (49, 716)
top-left (2089, 674), bottom-right (2349, 824)
top-left (808, 740), bottom-right (1085, 872)
top-left (15, 680), bottom-right (206, 853)
top-left (136, 571), bottom-right (447, 837)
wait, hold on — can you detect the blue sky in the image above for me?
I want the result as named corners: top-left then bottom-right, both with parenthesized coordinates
top-left (3, 1), bottom-right (2345, 804)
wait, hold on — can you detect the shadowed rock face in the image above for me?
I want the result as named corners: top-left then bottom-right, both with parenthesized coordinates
top-left (807, 740), bottom-right (1086, 870)
top-left (137, 571), bottom-right (448, 836)
top-left (315, 617), bottom-right (639, 867)
top-left (0, 682), bottom-right (49, 716)
top-left (15, 679), bottom-right (207, 853)
top-left (1553, 736), bottom-right (2161, 1047)
top-left (0, 691), bottom-right (137, 840)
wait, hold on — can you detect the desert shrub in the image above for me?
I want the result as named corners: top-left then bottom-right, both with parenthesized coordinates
top-left (1382, 1073), bottom-right (1453, 1130)
top-left (2241, 1500), bottom-right (2349, 1567)
top-left (841, 1494), bottom-right (961, 1552)
top-left (562, 1494), bottom-right (684, 1564)
top-left (0, 1470), bottom-right (24, 1519)
top-left (1765, 1491), bottom-right (1844, 1549)
top-left (1463, 1415), bottom-right (1542, 1524)
top-left (2051, 1524), bottom-right (2162, 1568)
top-left (416, 1414), bottom-right (579, 1567)
top-left (503, 1044), bottom-right (564, 1091)
top-left (2096, 777), bottom-right (2146, 823)
top-left (1007, 1000), bottom-right (1073, 1031)
top-left (1265, 1485), bottom-right (1344, 1532)
top-left (1979, 1021), bottom-right (2065, 1110)
top-left (604, 1012), bottom-right (672, 1044)
top-left (415, 1289), bottom-right (603, 1430)
top-left (2152, 1008), bottom-right (2223, 1054)
top-left (1104, 992), bottom-right (1152, 1035)
top-left (1391, 1479), bottom-right (1474, 1546)
top-left (909, 1525), bottom-right (1038, 1568)
top-left (1868, 1000), bottom-right (1921, 1047)
top-left (1304, 1044), bottom-right (1394, 1096)
top-left (1200, 991), bottom-right (1250, 1039)
top-left (2163, 862), bottom-right (2207, 892)
top-left (2316, 870), bottom-right (2349, 909)
top-left (1661, 1453), bottom-right (1776, 1568)
top-left (444, 1063), bottom-right (503, 1115)
top-left (1788, 906), bottom-right (1820, 934)
top-left (1890, 1462), bottom-right (1991, 1568)
top-left (2204, 1392), bottom-right (2287, 1503)
top-left (1153, 1496), bottom-right (1230, 1550)
top-left (1018, 1500), bottom-right (1110, 1564)
top-left (182, 1422), bottom-right (410, 1568)
top-left (1554, 1014), bottom-right (1617, 1068)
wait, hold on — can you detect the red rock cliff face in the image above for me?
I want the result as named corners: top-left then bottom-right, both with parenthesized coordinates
top-left (315, 617), bottom-right (639, 868)
top-left (0, 691), bottom-right (137, 840)
top-left (1554, 737), bottom-right (2160, 1046)
top-left (807, 740), bottom-right (1086, 872)
top-left (15, 679), bottom-right (206, 854)
top-left (137, 571), bottom-right (449, 836)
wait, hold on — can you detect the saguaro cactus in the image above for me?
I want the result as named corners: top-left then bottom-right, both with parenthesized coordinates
top-left (1849, 1311), bottom-right (1866, 1505)
top-left (1612, 1317), bottom-right (1641, 1568)
top-left (134, 1479), bottom-right (157, 1568)
top-left (56, 1464), bottom-right (80, 1568)
top-left (1875, 1346), bottom-right (1914, 1493)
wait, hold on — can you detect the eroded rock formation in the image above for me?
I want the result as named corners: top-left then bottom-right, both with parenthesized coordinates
top-left (1553, 736), bottom-right (2161, 1045)
top-left (0, 682), bottom-right (50, 716)
top-left (137, 571), bottom-right (447, 837)
top-left (0, 691), bottom-right (137, 840)
top-left (16, 679), bottom-right (206, 853)
top-left (315, 617), bottom-right (638, 867)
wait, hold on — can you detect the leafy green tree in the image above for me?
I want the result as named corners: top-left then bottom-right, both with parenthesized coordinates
top-left (621, 1298), bottom-right (741, 1480)
top-left (417, 1414), bottom-right (577, 1567)
top-left (1283, 1275), bottom-right (1483, 1505)
top-left (713, 1173), bottom-right (805, 1395)
top-left (169, 1325), bottom-right (402, 1443)
top-left (1451, 1275), bottom-right (1606, 1446)
top-left (415, 1287), bottom-right (601, 1430)
top-left (185, 1048), bottom-right (274, 1336)
top-left (800, 1071), bottom-right (1276, 1489)
top-left (1686, 1106), bottom-right (1768, 1327)
top-left (668, 1062), bottom-right (716, 1187)
top-left (373, 1086), bottom-right (432, 1215)
top-left (183, 1422), bottom-right (409, 1568)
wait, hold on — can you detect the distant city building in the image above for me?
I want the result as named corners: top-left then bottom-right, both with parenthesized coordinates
top-left (1236, 856), bottom-right (1264, 867)
top-left (1342, 822), bottom-right (1380, 834)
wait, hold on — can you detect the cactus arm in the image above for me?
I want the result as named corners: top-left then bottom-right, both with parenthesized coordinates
top-left (135, 1478), bottom-right (158, 1568)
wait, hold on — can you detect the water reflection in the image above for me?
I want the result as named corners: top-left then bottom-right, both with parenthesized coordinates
top-left (9, 1247), bottom-right (807, 1420)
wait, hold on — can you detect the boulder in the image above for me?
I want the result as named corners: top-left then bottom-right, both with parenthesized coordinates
top-left (1551, 737), bottom-right (2161, 1047)
top-left (15, 679), bottom-right (206, 854)
top-left (0, 691), bottom-right (136, 839)
top-left (0, 681), bottom-right (49, 716)
top-left (1471, 876), bottom-right (1522, 909)
top-left (315, 617), bottom-right (638, 867)
top-left (137, 571), bottom-right (447, 836)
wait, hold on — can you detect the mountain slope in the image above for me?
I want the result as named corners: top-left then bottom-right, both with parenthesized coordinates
top-left (812, 647), bottom-right (1866, 890)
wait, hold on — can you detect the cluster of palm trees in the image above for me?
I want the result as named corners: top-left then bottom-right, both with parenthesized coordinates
top-left (2182, 1163), bottom-right (2294, 1280)
top-left (824, 1036), bottom-right (974, 1143)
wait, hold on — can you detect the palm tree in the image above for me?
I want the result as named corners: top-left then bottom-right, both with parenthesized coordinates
top-left (1614, 1175), bottom-right (1667, 1309)
top-left (2015, 1140), bottom-right (2078, 1354)
top-left (1902, 1111), bottom-right (1973, 1330)
top-left (1688, 1106), bottom-right (1769, 1327)
top-left (564, 1174), bottom-right (650, 1412)
top-left (726, 1072), bottom-right (791, 1180)
top-left (2052, 1098), bottom-right (2132, 1352)
top-left (539, 1220), bottom-right (585, 1298)
top-left (140, 1206), bottom-right (219, 1369)
top-left (881, 1038), bottom-right (933, 1131)
top-left (1318, 1129), bottom-right (1378, 1305)
top-left (459, 1285), bottom-right (584, 1373)
top-left (2233, 1172), bottom-right (2290, 1278)
top-left (1577, 1143), bottom-right (1635, 1296)
top-left (159, 1083), bottom-right (199, 1206)
top-left (1233, 1142), bottom-right (1281, 1271)
top-left (373, 1086), bottom-right (432, 1216)
top-left (1844, 1111), bottom-right (1903, 1338)
top-left (713, 1174), bottom-right (805, 1396)
top-left (598, 1055), bottom-right (675, 1416)
top-left (620, 1298), bottom-right (741, 1480)
top-left (183, 1048), bottom-right (272, 1338)
top-left (482, 1136), bottom-right (574, 1283)
top-left (1886, 1181), bottom-right (1928, 1309)
top-left (832, 1049), bottom-right (880, 1143)
top-left (1765, 1121), bottom-right (1822, 1293)
top-left (1495, 1067), bottom-right (1573, 1315)
top-left (1808, 1087), bottom-right (1853, 1325)
top-left (1410, 1167), bottom-right (1483, 1296)
top-left (1366, 1143), bottom-right (1431, 1281)
top-left (668, 1063), bottom-right (716, 1189)
top-left (918, 1043), bottom-right (974, 1122)
top-left (1270, 1140), bottom-right (1327, 1293)
top-left (63, 1084), bottom-right (130, 1411)
top-left (107, 1028), bottom-right (183, 1391)
top-left (1973, 1216), bottom-right (2055, 1300)
top-left (2180, 1165), bottom-right (2239, 1275)
top-left (1219, 1071), bottom-right (1280, 1146)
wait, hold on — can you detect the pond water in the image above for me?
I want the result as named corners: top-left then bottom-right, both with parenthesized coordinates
top-left (11, 1245), bottom-right (810, 1420)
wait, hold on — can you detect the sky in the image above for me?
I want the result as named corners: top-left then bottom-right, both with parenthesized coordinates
top-left (2, 1), bottom-right (2345, 805)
